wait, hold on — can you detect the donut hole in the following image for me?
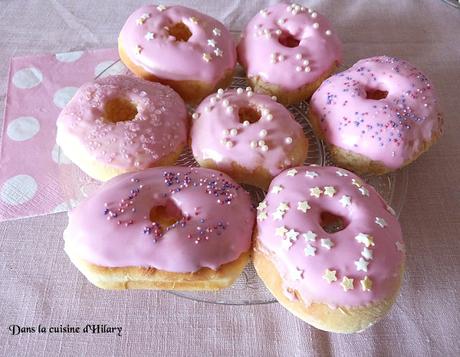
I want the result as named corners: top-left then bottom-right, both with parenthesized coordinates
top-left (320, 211), bottom-right (349, 234)
top-left (365, 88), bottom-right (389, 100)
top-left (149, 200), bottom-right (183, 232)
top-left (103, 98), bottom-right (137, 123)
top-left (278, 31), bottom-right (300, 48)
top-left (238, 106), bottom-right (261, 124)
top-left (169, 22), bottom-right (192, 42)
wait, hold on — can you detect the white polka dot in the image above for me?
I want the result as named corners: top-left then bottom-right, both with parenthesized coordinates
top-left (12, 67), bottom-right (43, 89)
top-left (95, 61), bottom-right (127, 78)
top-left (55, 50), bottom-right (84, 63)
top-left (51, 144), bottom-right (72, 164)
top-left (1, 175), bottom-right (38, 205)
top-left (7, 116), bottom-right (40, 141)
top-left (53, 87), bottom-right (78, 108)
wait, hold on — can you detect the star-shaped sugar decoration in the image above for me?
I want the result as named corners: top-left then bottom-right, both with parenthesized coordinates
top-left (354, 257), bottom-right (369, 272)
top-left (189, 16), bottom-right (199, 24)
top-left (386, 205), bottom-right (396, 216)
top-left (277, 202), bottom-right (290, 212)
top-left (310, 186), bottom-right (323, 198)
top-left (257, 201), bottom-right (267, 211)
top-left (324, 186), bottom-right (336, 197)
top-left (339, 195), bottom-right (352, 207)
top-left (285, 229), bottom-right (299, 241)
top-left (305, 171), bottom-right (318, 178)
top-left (287, 168), bottom-right (298, 176)
top-left (157, 4), bottom-right (166, 11)
top-left (375, 217), bottom-right (387, 228)
top-left (281, 238), bottom-right (293, 250)
top-left (355, 233), bottom-right (375, 247)
top-left (360, 276), bottom-right (373, 292)
top-left (136, 17), bottom-right (146, 25)
top-left (336, 170), bottom-right (348, 177)
top-left (303, 231), bottom-right (317, 242)
top-left (358, 186), bottom-right (370, 197)
top-left (145, 32), bottom-right (154, 41)
top-left (341, 276), bottom-right (354, 291)
top-left (395, 241), bottom-right (406, 253)
top-left (292, 267), bottom-right (304, 280)
top-left (272, 210), bottom-right (286, 221)
top-left (213, 28), bottom-right (221, 36)
top-left (323, 269), bottom-right (337, 283)
top-left (214, 48), bottom-right (223, 57)
top-left (361, 247), bottom-right (373, 260)
top-left (352, 178), bottom-right (362, 187)
top-left (321, 238), bottom-right (334, 250)
top-left (207, 39), bottom-right (217, 47)
top-left (297, 201), bottom-right (311, 213)
top-left (271, 185), bottom-right (283, 194)
top-left (275, 226), bottom-right (288, 237)
top-left (135, 45), bottom-right (143, 55)
top-left (257, 211), bottom-right (267, 221)
top-left (304, 244), bottom-right (316, 256)
top-left (202, 53), bottom-right (212, 62)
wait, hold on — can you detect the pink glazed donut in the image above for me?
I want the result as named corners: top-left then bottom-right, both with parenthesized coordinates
top-left (309, 56), bottom-right (443, 175)
top-left (238, 2), bottom-right (342, 105)
top-left (191, 88), bottom-right (308, 189)
top-left (64, 167), bottom-right (255, 290)
top-left (253, 166), bottom-right (405, 333)
top-left (56, 75), bottom-right (188, 181)
top-left (119, 4), bottom-right (237, 104)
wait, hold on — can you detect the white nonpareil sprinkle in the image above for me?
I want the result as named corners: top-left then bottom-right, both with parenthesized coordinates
top-left (222, 99), bottom-right (230, 107)
top-left (325, 30), bottom-right (332, 36)
top-left (266, 113), bottom-right (273, 121)
top-left (313, 23), bottom-right (319, 29)
top-left (192, 113), bottom-right (199, 120)
top-left (222, 129), bottom-right (229, 136)
top-left (237, 88), bottom-right (244, 95)
top-left (230, 128), bottom-right (238, 136)
top-left (225, 141), bottom-right (234, 148)
top-left (226, 106), bottom-right (234, 114)
top-left (259, 129), bottom-right (267, 138)
top-left (250, 140), bottom-right (257, 148)
top-left (242, 120), bottom-right (250, 127)
top-left (261, 145), bottom-right (269, 152)
top-left (285, 137), bottom-right (293, 144)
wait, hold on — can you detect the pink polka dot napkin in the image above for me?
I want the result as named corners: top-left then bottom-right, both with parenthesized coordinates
top-left (0, 49), bottom-right (123, 221)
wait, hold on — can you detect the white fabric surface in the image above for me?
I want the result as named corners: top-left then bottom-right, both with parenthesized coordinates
top-left (1, 1), bottom-right (459, 356)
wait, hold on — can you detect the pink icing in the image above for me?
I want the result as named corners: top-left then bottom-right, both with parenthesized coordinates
top-left (64, 167), bottom-right (255, 273)
top-left (56, 75), bottom-right (187, 171)
top-left (310, 56), bottom-right (443, 169)
top-left (256, 166), bottom-right (405, 308)
top-left (191, 88), bottom-right (306, 175)
top-left (238, 3), bottom-right (342, 91)
top-left (119, 5), bottom-right (237, 84)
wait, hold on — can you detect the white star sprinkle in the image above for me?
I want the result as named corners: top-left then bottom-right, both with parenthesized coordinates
top-left (297, 201), bottom-right (311, 213)
top-left (321, 238), bottom-right (334, 250)
top-left (305, 171), bottom-right (318, 178)
top-left (257, 211), bottom-right (267, 221)
top-left (277, 202), bottom-right (290, 212)
top-left (355, 233), bottom-right (375, 247)
top-left (287, 169), bottom-right (298, 177)
top-left (354, 257), bottom-right (369, 272)
top-left (271, 185), bottom-right (283, 194)
top-left (272, 210), bottom-right (286, 221)
top-left (339, 195), bottom-right (352, 207)
top-left (395, 241), bottom-right (406, 253)
top-left (352, 178), bottom-right (362, 187)
top-left (135, 45), bottom-right (143, 54)
top-left (275, 226), bottom-right (288, 237)
top-left (304, 244), bottom-right (317, 256)
top-left (282, 238), bottom-right (293, 250)
top-left (375, 217), bottom-right (387, 228)
top-left (145, 32), bottom-right (154, 40)
top-left (189, 16), bottom-right (199, 24)
top-left (292, 267), bottom-right (304, 280)
top-left (336, 170), bottom-right (348, 177)
top-left (359, 186), bottom-right (370, 196)
top-left (214, 48), bottom-right (223, 57)
top-left (207, 39), bottom-right (216, 47)
top-left (285, 229), bottom-right (299, 241)
top-left (310, 187), bottom-right (322, 198)
top-left (157, 4), bottom-right (166, 11)
top-left (386, 205), bottom-right (396, 216)
top-left (257, 201), bottom-right (267, 211)
top-left (303, 231), bottom-right (317, 242)
top-left (136, 18), bottom-right (146, 25)
top-left (202, 53), bottom-right (212, 62)
top-left (361, 247), bottom-right (373, 260)
top-left (324, 186), bottom-right (336, 197)
top-left (213, 28), bottom-right (221, 36)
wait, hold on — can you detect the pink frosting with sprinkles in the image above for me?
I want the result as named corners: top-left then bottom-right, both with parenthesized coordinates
top-left (119, 4), bottom-right (237, 84)
top-left (191, 88), bottom-right (306, 175)
top-left (310, 56), bottom-right (443, 169)
top-left (56, 75), bottom-right (187, 171)
top-left (238, 2), bottom-right (342, 90)
top-left (256, 166), bottom-right (405, 308)
top-left (64, 167), bottom-right (255, 273)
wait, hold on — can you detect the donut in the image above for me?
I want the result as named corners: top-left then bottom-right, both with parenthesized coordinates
top-left (63, 167), bottom-right (255, 290)
top-left (190, 88), bottom-right (308, 189)
top-left (237, 3), bottom-right (342, 105)
top-left (56, 75), bottom-right (188, 181)
top-left (253, 166), bottom-right (405, 333)
top-left (309, 56), bottom-right (443, 175)
top-left (118, 4), bottom-right (237, 104)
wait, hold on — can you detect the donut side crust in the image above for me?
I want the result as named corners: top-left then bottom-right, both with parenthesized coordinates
top-left (65, 247), bottom-right (250, 291)
top-left (119, 38), bottom-right (234, 105)
top-left (253, 245), bottom-right (403, 333)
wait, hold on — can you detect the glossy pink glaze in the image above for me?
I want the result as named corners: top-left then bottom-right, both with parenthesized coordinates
top-left (238, 3), bottom-right (342, 91)
top-left (56, 75), bottom-right (187, 170)
top-left (64, 167), bottom-right (255, 273)
top-left (119, 4), bottom-right (237, 84)
top-left (310, 56), bottom-right (443, 169)
top-left (191, 88), bottom-right (306, 175)
top-left (256, 166), bottom-right (405, 308)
